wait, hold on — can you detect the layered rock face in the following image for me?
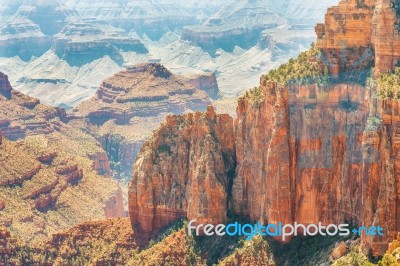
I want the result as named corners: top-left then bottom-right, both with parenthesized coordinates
top-left (0, 72), bottom-right (113, 176)
top-left (183, 72), bottom-right (220, 99)
top-left (0, 72), bottom-right (66, 140)
top-left (14, 0), bottom-right (77, 36)
top-left (233, 80), bottom-right (371, 234)
top-left (129, 106), bottom-right (235, 233)
top-left (0, 1), bottom-right (77, 61)
top-left (53, 22), bottom-right (148, 66)
top-left (316, 0), bottom-right (400, 76)
top-left (130, 77), bottom-right (396, 256)
top-left (361, 98), bottom-right (400, 255)
top-left (130, 13), bottom-right (400, 254)
top-left (0, 72), bottom-right (125, 244)
top-left (0, 18), bottom-right (52, 61)
top-left (104, 187), bottom-right (126, 218)
top-left (0, 134), bottom-right (122, 245)
top-left (182, 0), bottom-right (286, 54)
top-left (74, 63), bottom-right (212, 179)
top-left (66, 0), bottom-right (200, 41)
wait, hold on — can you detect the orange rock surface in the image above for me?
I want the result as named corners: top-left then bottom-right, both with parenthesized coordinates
top-left (129, 106), bottom-right (235, 233)
top-left (316, 0), bottom-right (400, 76)
top-left (130, 70), bottom-right (400, 257)
top-left (0, 73), bottom-right (124, 245)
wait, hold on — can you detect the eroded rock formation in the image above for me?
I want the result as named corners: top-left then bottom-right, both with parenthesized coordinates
top-left (0, 134), bottom-right (123, 244)
top-left (316, 0), bottom-right (400, 76)
top-left (0, 72), bottom-right (66, 140)
top-left (129, 106), bottom-right (235, 233)
top-left (0, 72), bottom-right (124, 245)
top-left (53, 22), bottom-right (147, 66)
top-left (74, 63), bottom-right (212, 178)
top-left (129, 0), bottom-right (400, 254)
top-left (183, 72), bottom-right (220, 99)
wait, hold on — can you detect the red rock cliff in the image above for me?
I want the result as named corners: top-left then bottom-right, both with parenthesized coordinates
top-left (129, 106), bottom-right (235, 233)
top-left (316, 0), bottom-right (400, 76)
top-left (128, 0), bottom-right (400, 257)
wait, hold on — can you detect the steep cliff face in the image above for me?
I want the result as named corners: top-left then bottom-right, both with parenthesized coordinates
top-left (361, 98), bottom-right (400, 256)
top-left (232, 76), bottom-right (400, 256)
top-left (232, 81), bottom-right (293, 226)
top-left (130, 77), bottom-right (397, 256)
top-left (128, 45), bottom-right (400, 258)
top-left (129, 106), bottom-right (235, 233)
top-left (183, 72), bottom-right (220, 99)
top-left (104, 187), bottom-right (126, 218)
top-left (372, 0), bottom-right (400, 74)
top-left (316, 0), bottom-right (400, 76)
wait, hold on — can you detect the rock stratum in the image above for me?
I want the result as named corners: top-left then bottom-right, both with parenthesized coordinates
top-left (0, 72), bottom-right (125, 245)
top-left (73, 63), bottom-right (213, 179)
top-left (129, 0), bottom-right (400, 258)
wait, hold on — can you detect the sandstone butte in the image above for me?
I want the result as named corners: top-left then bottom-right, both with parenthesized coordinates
top-left (0, 72), bottom-right (125, 245)
top-left (73, 63), bottom-right (214, 179)
top-left (129, 0), bottom-right (400, 257)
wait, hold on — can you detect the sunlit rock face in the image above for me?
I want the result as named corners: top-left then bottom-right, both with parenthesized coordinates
top-left (128, 1), bottom-right (400, 257)
top-left (0, 72), bottom-right (123, 245)
top-left (316, 0), bottom-right (400, 77)
top-left (129, 106), bottom-right (235, 233)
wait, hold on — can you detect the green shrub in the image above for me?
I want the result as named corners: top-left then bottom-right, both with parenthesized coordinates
top-left (377, 67), bottom-right (400, 99)
top-left (261, 43), bottom-right (326, 87)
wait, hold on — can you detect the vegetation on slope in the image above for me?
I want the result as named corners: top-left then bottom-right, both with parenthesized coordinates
top-left (261, 43), bottom-right (328, 87)
top-left (218, 236), bottom-right (274, 266)
top-left (332, 245), bottom-right (374, 266)
top-left (377, 67), bottom-right (400, 99)
top-left (242, 43), bottom-right (328, 103)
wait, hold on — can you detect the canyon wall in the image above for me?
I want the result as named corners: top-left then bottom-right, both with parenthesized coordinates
top-left (128, 0), bottom-right (400, 257)
top-left (183, 72), bottom-right (220, 99)
top-left (129, 106), bottom-right (235, 233)
top-left (130, 76), bottom-right (399, 256)
top-left (316, 0), bottom-right (400, 76)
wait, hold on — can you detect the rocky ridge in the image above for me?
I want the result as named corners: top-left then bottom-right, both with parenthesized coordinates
top-left (0, 72), bottom-right (67, 140)
top-left (0, 72), bottom-right (125, 245)
top-left (182, 0), bottom-right (286, 54)
top-left (129, 0), bottom-right (400, 257)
